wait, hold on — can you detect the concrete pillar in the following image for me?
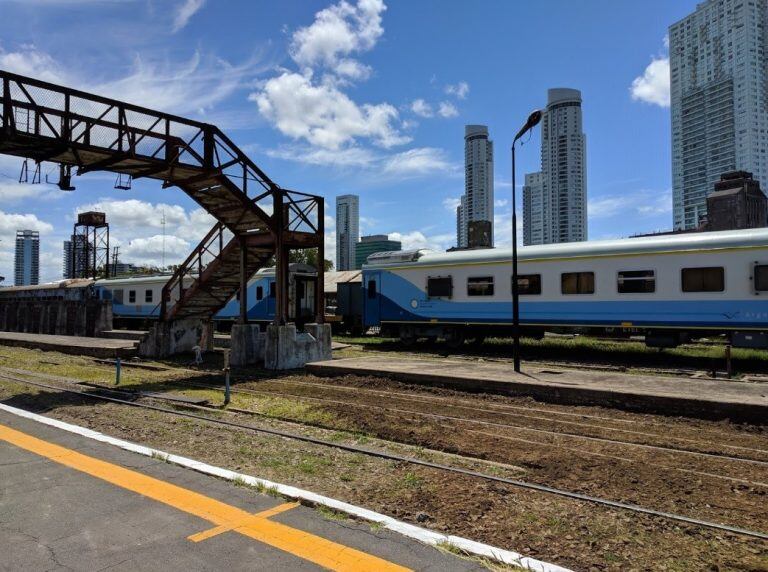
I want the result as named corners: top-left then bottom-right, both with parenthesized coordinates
top-left (0, 304), bottom-right (7, 331)
top-left (93, 302), bottom-right (113, 337)
top-left (264, 323), bottom-right (332, 370)
top-left (137, 318), bottom-right (210, 358)
top-left (55, 303), bottom-right (68, 335)
top-left (230, 324), bottom-right (265, 366)
top-left (74, 304), bottom-right (88, 337)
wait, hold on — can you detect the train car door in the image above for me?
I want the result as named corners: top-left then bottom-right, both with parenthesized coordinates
top-left (363, 272), bottom-right (381, 326)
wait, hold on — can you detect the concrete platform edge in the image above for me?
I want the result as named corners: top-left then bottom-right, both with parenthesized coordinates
top-left (0, 402), bottom-right (571, 572)
top-left (305, 362), bottom-right (768, 424)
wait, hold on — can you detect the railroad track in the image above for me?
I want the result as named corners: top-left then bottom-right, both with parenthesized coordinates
top-left (0, 369), bottom-right (766, 543)
top-left (148, 375), bottom-right (768, 465)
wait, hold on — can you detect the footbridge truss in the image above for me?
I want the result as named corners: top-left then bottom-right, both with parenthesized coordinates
top-left (0, 70), bottom-right (324, 325)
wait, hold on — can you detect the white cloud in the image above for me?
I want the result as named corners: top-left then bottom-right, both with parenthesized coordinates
top-left (445, 81), bottom-right (469, 99)
top-left (172, 0), bottom-right (205, 33)
top-left (324, 213), bottom-right (337, 269)
top-left (252, 71), bottom-right (409, 150)
top-left (589, 190), bottom-right (672, 219)
top-left (122, 234), bottom-right (191, 267)
top-left (0, 44), bottom-right (67, 84)
top-left (437, 101), bottom-right (458, 118)
top-left (630, 56), bottom-right (670, 108)
top-left (442, 197), bottom-right (461, 211)
top-left (266, 144), bottom-right (376, 167)
top-left (252, 0), bottom-right (410, 154)
top-left (267, 142), bottom-right (457, 180)
top-left (0, 44), bottom-right (258, 117)
top-left (410, 98), bottom-right (433, 118)
top-left (289, 0), bottom-right (385, 77)
top-left (388, 230), bottom-right (454, 252)
top-left (382, 147), bottom-right (456, 177)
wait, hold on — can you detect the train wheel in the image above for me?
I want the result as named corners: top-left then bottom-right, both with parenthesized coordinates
top-left (445, 328), bottom-right (465, 349)
top-left (470, 334), bottom-right (486, 346)
top-left (399, 327), bottom-right (417, 347)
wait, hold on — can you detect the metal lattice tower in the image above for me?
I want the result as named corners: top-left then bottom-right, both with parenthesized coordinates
top-left (72, 211), bottom-right (110, 279)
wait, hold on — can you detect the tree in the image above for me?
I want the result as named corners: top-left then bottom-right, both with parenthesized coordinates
top-left (289, 248), bottom-right (333, 271)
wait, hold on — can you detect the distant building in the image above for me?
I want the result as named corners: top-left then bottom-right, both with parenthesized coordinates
top-left (335, 195), bottom-right (359, 271)
top-left (354, 235), bottom-right (402, 269)
top-left (113, 261), bottom-right (140, 275)
top-left (522, 171), bottom-right (545, 245)
top-left (457, 125), bottom-right (494, 248)
top-left (670, 0), bottom-right (768, 230)
top-left (62, 240), bottom-right (72, 279)
top-left (14, 230), bottom-right (39, 286)
top-left (704, 171), bottom-right (768, 231)
top-left (63, 234), bottom-right (89, 279)
top-left (523, 88), bottom-right (587, 245)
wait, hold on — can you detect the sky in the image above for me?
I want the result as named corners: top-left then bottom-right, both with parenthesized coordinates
top-left (0, 0), bottom-right (696, 282)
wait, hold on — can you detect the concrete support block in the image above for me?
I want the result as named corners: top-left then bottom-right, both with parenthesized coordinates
top-left (137, 318), bottom-right (212, 359)
top-left (230, 324), bottom-right (266, 366)
top-left (55, 304), bottom-right (68, 335)
top-left (265, 323), bottom-right (332, 370)
top-left (93, 302), bottom-right (113, 337)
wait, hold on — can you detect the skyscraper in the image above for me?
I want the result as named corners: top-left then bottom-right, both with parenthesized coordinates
top-left (14, 230), bottom-right (39, 286)
top-left (456, 125), bottom-right (494, 248)
top-left (670, 0), bottom-right (768, 230)
top-left (335, 194), bottom-right (359, 271)
top-left (63, 240), bottom-right (72, 279)
top-left (523, 88), bottom-right (587, 245)
top-left (522, 172), bottom-right (545, 245)
top-left (354, 234), bottom-right (402, 269)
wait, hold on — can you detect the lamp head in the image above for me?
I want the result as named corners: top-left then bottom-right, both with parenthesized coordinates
top-left (514, 109), bottom-right (543, 142)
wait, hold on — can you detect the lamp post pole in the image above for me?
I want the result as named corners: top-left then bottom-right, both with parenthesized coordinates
top-left (511, 110), bottom-right (543, 373)
top-left (511, 142), bottom-right (521, 372)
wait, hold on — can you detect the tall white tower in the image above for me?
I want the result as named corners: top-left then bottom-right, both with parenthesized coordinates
top-left (335, 194), bottom-right (359, 271)
top-left (15, 230), bottom-right (40, 286)
top-left (457, 125), bottom-right (494, 247)
top-left (524, 88), bottom-right (587, 245)
top-left (670, 0), bottom-right (768, 230)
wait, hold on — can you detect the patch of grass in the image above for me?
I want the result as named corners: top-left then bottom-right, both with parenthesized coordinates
top-left (316, 505), bottom-right (350, 522)
top-left (402, 472), bottom-right (424, 489)
top-left (368, 521), bottom-right (384, 533)
top-left (297, 454), bottom-right (332, 475)
top-left (256, 396), bottom-right (341, 427)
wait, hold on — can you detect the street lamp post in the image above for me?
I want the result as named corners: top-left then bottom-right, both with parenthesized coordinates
top-left (511, 110), bottom-right (543, 373)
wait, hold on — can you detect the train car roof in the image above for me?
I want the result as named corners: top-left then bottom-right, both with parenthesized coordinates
top-left (364, 228), bottom-right (768, 269)
top-left (0, 278), bottom-right (94, 292)
top-left (94, 274), bottom-right (173, 286)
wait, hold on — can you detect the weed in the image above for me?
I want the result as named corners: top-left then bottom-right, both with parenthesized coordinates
top-left (316, 505), bottom-right (349, 522)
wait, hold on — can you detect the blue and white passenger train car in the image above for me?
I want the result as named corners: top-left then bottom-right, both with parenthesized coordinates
top-left (95, 264), bottom-right (317, 329)
top-left (362, 229), bottom-right (768, 348)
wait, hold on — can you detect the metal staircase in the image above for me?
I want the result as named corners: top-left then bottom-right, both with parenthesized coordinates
top-left (0, 70), bottom-right (324, 325)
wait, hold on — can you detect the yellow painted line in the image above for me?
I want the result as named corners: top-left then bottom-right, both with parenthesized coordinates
top-left (0, 423), bottom-right (410, 572)
top-left (187, 502), bottom-right (299, 543)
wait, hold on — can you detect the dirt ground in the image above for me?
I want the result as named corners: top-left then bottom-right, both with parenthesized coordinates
top-left (0, 346), bottom-right (766, 571)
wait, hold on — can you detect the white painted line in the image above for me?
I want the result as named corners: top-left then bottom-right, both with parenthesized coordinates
top-left (0, 402), bottom-right (572, 572)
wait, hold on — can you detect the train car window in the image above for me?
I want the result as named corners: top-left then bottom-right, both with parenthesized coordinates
top-left (467, 276), bottom-right (494, 296)
top-left (145, 289), bottom-right (153, 303)
top-left (269, 282), bottom-right (276, 298)
top-left (256, 286), bottom-right (264, 300)
top-left (514, 274), bottom-right (541, 295)
top-left (682, 267), bottom-right (724, 292)
top-left (617, 270), bottom-right (655, 294)
top-left (113, 289), bottom-right (124, 304)
top-left (427, 276), bottom-right (452, 298)
top-left (128, 290), bottom-right (136, 304)
top-left (561, 272), bottom-right (595, 295)
top-left (755, 265), bottom-right (768, 291)
top-left (367, 279), bottom-right (377, 299)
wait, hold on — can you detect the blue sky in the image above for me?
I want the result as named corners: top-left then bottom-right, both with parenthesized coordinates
top-left (0, 0), bottom-right (695, 282)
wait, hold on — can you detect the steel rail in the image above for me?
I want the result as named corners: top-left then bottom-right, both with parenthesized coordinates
top-left (1, 372), bottom-right (766, 542)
